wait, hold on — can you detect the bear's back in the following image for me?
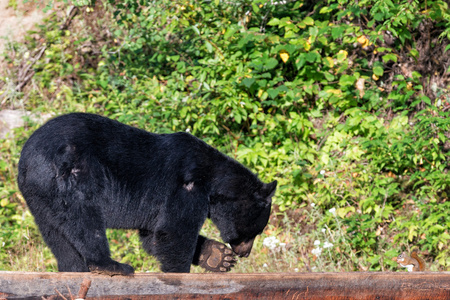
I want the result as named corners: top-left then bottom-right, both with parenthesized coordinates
top-left (18, 113), bottom-right (225, 201)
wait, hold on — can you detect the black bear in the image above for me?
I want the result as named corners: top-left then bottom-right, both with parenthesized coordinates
top-left (18, 113), bottom-right (277, 274)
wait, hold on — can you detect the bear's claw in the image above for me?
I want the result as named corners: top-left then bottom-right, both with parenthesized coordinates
top-left (198, 239), bottom-right (237, 272)
top-left (89, 261), bottom-right (135, 276)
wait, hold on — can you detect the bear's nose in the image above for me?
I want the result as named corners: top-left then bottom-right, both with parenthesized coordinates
top-left (230, 238), bottom-right (255, 257)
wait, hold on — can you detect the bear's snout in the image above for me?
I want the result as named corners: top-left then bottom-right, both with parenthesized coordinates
top-left (230, 238), bottom-right (255, 257)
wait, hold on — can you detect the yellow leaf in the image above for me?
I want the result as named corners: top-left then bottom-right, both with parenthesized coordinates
top-left (372, 74), bottom-right (379, 81)
top-left (1, 199), bottom-right (8, 207)
top-left (357, 35), bottom-right (370, 48)
top-left (336, 50), bottom-right (348, 62)
top-left (408, 225), bottom-right (418, 241)
top-left (338, 50), bottom-right (348, 57)
top-left (336, 206), bottom-right (355, 218)
top-left (304, 42), bottom-right (311, 51)
top-left (324, 57), bottom-right (334, 68)
top-left (327, 89), bottom-right (342, 95)
top-left (258, 89), bottom-right (264, 98)
top-left (279, 50), bottom-right (289, 63)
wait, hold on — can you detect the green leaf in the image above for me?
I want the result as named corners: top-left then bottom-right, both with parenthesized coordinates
top-left (382, 54), bottom-right (397, 63)
top-left (410, 48), bottom-right (419, 59)
top-left (331, 26), bottom-right (345, 39)
top-left (267, 18), bottom-right (280, 26)
top-left (306, 51), bottom-right (320, 63)
top-left (411, 71), bottom-right (422, 79)
top-left (265, 58), bottom-right (279, 70)
top-left (339, 75), bottom-right (356, 87)
top-left (296, 54), bottom-right (306, 69)
top-left (252, 2), bottom-right (260, 13)
top-left (319, 6), bottom-right (333, 14)
top-left (445, 44), bottom-right (450, 53)
top-left (373, 66), bottom-right (384, 76)
top-left (303, 17), bottom-right (314, 26)
top-left (267, 88), bottom-right (279, 99)
top-left (324, 72), bottom-right (335, 81)
top-left (421, 95), bottom-right (431, 105)
top-left (241, 77), bottom-right (256, 88)
top-left (205, 41), bottom-right (213, 53)
top-left (191, 25), bottom-right (200, 35)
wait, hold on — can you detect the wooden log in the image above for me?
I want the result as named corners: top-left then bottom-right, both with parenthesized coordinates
top-left (0, 271), bottom-right (449, 300)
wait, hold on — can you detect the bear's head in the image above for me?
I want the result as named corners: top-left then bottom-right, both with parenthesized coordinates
top-left (209, 179), bottom-right (277, 257)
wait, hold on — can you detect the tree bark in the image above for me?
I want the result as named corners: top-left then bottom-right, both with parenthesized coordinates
top-left (0, 271), bottom-right (449, 299)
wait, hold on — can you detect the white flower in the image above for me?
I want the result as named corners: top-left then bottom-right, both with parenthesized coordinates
top-left (323, 241), bottom-right (333, 249)
top-left (263, 263), bottom-right (268, 268)
top-left (321, 228), bottom-right (326, 233)
top-left (314, 240), bottom-right (321, 246)
top-left (311, 203), bottom-right (316, 208)
top-left (320, 170), bottom-right (326, 175)
top-left (294, 268), bottom-right (299, 272)
top-left (311, 247), bottom-right (322, 256)
top-left (263, 236), bottom-right (280, 250)
top-left (240, 101), bottom-right (245, 106)
top-left (185, 128), bottom-right (191, 133)
top-left (328, 207), bottom-right (336, 215)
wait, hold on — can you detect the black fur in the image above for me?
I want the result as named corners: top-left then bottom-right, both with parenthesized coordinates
top-left (18, 113), bottom-right (277, 273)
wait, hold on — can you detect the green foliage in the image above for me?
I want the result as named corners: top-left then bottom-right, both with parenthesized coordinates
top-left (1, 0), bottom-right (449, 272)
top-left (0, 125), bottom-right (56, 271)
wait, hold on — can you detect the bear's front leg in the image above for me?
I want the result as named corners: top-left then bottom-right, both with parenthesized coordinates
top-left (140, 227), bottom-right (197, 272)
top-left (193, 235), bottom-right (237, 272)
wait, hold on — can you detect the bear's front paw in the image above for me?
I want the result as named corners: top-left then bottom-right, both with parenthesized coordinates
top-left (89, 261), bottom-right (135, 276)
top-left (198, 240), bottom-right (237, 272)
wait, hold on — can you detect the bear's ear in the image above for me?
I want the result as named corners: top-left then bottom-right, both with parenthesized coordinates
top-left (262, 180), bottom-right (277, 199)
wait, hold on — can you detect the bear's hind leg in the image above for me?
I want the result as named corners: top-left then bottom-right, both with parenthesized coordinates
top-left (58, 207), bottom-right (134, 276)
top-left (38, 221), bottom-right (89, 272)
top-left (33, 196), bottom-right (134, 276)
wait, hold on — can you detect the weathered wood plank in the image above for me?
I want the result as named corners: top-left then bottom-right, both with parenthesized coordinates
top-left (1, 271), bottom-right (449, 300)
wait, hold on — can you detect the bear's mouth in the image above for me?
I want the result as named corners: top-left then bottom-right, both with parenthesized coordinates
top-left (230, 238), bottom-right (255, 257)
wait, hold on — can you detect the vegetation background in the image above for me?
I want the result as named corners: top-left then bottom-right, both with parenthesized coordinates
top-left (0, 0), bottom-right (449, 273)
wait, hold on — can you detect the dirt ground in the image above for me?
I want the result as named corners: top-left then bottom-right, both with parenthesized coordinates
top-left (0, 1), bottom-right (53, 135)
top-left (0, 0), bottom-right (50, 56)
